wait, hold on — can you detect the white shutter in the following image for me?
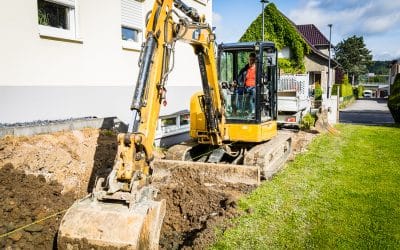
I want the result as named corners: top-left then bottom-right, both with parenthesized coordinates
top-left (121, 0), bottom-right (143, 30)
top-left (46, 0), bottom-right (75, 7)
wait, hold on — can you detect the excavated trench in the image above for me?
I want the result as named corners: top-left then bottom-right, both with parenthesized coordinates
top-left (0, 128), bottom-right (315, 249)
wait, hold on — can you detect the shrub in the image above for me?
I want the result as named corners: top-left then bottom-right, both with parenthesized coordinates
top-left (331, 75), bottom-right (353, 98)
top-left (314, 83), bottom-right (323, 100)
top-left (357, 85), bottom-right (364, 98)
top-left (301, 113), bottom-right (316, 129)
top-left (388, 73), bottom-right (400, 123)
top-left (331, 84), bottom-right (339, 96)
top-left (352, 87), bottom-right (359, 98)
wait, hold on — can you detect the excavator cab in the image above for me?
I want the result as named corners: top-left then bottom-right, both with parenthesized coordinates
top-left (218, 42), bottom-right (278, 124)
top-left (190, 42), bottom-right (279, 144)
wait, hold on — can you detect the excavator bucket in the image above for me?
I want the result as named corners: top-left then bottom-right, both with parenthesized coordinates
top-left (152, 159), bottom-right (260, 186)
top-left (57, 196), bottom-right (166, 250)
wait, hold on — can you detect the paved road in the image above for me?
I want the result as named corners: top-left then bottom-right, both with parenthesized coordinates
top-left (340, 98), bottom-right (394, 125)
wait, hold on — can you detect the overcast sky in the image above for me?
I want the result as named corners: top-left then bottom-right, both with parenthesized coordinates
top-left (213, 0), bottom-right (400, 61)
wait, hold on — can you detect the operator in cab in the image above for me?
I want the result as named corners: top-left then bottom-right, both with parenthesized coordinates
top-left (238, 52), bottom-right (257, 116)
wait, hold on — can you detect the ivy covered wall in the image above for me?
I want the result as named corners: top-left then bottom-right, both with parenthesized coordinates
top-left (239, 3), bottom-right (310, 73)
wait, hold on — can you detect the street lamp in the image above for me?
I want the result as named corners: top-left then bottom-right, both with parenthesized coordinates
top-left (327, 24), bottom-right (332, 99)
top-left (260, 0), bottom-right (269, 41)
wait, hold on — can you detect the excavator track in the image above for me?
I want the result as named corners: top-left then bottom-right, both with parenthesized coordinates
top-left (244, 131), bottom-right (292, 180)
top-left (153, 132), bottom-right (292, 186)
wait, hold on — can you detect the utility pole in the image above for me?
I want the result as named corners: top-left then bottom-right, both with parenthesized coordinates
top-left (260, 0), bottom-right (269, 41)
top-left (327, 24), bottom-right (332, 99)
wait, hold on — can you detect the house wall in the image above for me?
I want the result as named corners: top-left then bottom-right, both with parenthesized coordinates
top-left (0, 0), bottom-right (211, 123)
top-left (389, 61), bottom-right (400, 85)
top-left (304, 53), bottom-right (335, 97)
top-left (314, 45), bottom-right (330, 57)
top-left (1, 0), bottom-right (139, 86)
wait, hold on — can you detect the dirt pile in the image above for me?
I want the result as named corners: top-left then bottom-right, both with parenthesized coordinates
top-left (0, 163), bottom-right (75, 249)
top-left (0, 129), bottom-right (117, 248)
top-left (289, 130), bottom-right (317, 159)
top-left (154, 166), bottom-right (255, 249)
top-left (0, 129), bottom-right (117, 197)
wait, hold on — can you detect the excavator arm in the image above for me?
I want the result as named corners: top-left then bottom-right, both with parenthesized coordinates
top-left (57, 0), bottom-right (223, 249)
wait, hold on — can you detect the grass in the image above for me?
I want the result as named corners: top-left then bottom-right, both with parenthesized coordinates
top-left (212, 124), bottom-right (400, 249)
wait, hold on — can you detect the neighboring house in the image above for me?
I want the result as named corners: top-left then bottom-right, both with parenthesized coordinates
top-left (155, 110), bottom-right (190, 147)
top-left (0, 0), bottom-right (210, 124)
top-left (389, 59), bottom-right (400, 86)
top-left (296, 24), bottom-right (339, 97)
top-left (256, 7), bottom-right (338, 98)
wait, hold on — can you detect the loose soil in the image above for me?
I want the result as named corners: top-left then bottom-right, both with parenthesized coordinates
top-left (0, 163), bottom-right (75, 249)
top-left (0, 128), bottom-right (315, 249)
top-left (155, 167), bottom-right (255, 250)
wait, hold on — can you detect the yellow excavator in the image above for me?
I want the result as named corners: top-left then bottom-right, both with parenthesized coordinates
top-left (57, 0), bottom-right (291, 249)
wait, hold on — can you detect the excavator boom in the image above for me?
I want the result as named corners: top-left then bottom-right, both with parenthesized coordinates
top-left (57, 0), bottom-right (188, 248)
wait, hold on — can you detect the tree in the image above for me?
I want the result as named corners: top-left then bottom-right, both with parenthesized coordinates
top-left (368, 61), bottom-right (390, 75)
top-left (334, 35), bottom-right (372, 84)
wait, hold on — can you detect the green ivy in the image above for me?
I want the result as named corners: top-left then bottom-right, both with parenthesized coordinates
top-left (240, 3), bottom-right (310, 73)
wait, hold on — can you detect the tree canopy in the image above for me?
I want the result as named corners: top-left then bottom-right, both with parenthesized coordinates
top-left (240, 3), bottom-right (310, 73)
top-left (368, 61), bottom-right (390, 75)
top-left (334, 35), bottom-right (372, 84)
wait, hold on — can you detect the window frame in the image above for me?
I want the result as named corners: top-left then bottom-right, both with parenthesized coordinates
top-left (37, 0), bottom-right (81, 42)
top-left (121, 0), bottom-right (143, 51)
top-left (121, 25), bottom-right (142, 51)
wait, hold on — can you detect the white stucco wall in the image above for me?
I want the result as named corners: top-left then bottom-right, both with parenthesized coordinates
top-left (0, 0), bottom-right (211, 86)
top-left (0, 0), bottom-right (212, 123)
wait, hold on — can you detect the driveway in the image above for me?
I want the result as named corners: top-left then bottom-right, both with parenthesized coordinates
top-left (339, 98), bottom-right (394, 125)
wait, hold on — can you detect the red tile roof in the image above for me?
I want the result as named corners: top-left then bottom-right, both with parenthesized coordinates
top-left (296, 24), bottom-right (330, 46)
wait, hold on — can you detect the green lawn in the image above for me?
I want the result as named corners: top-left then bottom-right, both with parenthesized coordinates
top-left (212, 124), bottom-right (400, 249)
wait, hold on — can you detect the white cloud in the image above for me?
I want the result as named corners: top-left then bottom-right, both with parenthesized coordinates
top-left (212, 11), bottom-right (222, 28)
top-left (287, 0), bottom-right (400, 60)
top-left (363, 13), bottom-right (400, 34)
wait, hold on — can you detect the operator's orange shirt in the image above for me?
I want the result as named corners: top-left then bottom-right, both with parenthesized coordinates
top-left (245, 64), bottom-right (256, 87)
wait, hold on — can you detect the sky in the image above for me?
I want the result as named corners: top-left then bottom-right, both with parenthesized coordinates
top-left (212, 0), bottom-right (400, 61)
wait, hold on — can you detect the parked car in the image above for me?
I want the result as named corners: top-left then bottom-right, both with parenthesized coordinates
top-left (363, 90), bottom-right (373, 98)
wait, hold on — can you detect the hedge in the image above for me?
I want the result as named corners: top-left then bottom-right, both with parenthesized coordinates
top-left (354, 85), bottom-right (364, 99)
top-left (331, 74), bottom-right (353, 98)
top-left (314, 83), bottom-right (323, 100)
top-left (388, 73), bottom-right (400, 123)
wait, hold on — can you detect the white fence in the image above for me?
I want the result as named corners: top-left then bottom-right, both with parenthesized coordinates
top-left (278, 74), bottom-right (309, 98)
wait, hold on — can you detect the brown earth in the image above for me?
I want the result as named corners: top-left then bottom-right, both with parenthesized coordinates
top-left (0, 129), bottom-right (117, 249)
top-left (0, 128), bottom-right (316, 249)
top-left (0, 163), bottom-right (75, 249)
top-left (0, 129), bottom-right (117, 197)
top-left (155, 166), bottom-right (255, 250)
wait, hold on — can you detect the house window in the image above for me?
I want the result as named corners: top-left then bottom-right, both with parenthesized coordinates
top-left (38, 0), bottom-right (69, 29)
top-left (179, 114), bottom-right (190, 126)
top-left (121, 0), bottom-right (143, 50)
top-left (122, 26), bottom-right (139, 42)
top-left (37, 0), bottom-right (79, 41)
top-left (161, 117), bottom-right (177, 133)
